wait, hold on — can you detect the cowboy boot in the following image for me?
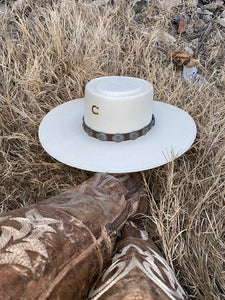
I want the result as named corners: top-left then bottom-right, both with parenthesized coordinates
top-left (88, 220), bottom-right (188, 300)
top-left (0, 173), bottom-right (143, 300)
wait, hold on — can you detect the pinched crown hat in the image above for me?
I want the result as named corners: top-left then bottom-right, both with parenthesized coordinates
top-left (39, 76), bottom-right (197, 173)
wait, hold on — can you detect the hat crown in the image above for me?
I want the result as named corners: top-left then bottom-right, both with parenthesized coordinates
top-left (84, 76), bottom-right (153, 134)
top-left (94, 76), bottom-right (147, 96)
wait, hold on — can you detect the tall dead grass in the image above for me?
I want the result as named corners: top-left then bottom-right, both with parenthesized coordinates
top-left (0, 0), bottom-right (224, 299)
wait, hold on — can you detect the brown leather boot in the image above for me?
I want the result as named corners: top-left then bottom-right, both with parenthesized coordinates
top-left (88, 220), bottom-right (188, 300)
top-left (0, 173), bottom-right (143, 300)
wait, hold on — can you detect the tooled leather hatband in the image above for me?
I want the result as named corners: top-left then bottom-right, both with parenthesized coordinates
top-left (82, 115), bottom-right (155, 142)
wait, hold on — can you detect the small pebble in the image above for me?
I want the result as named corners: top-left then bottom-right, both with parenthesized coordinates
top-left (184, 47), bottom-right (194, 57)
top-left (133, 0), bottom-right (147, 14)
top-left (172, 16), bottom-right (181, 23)
top-left (217, 18), bottom-right (225, 27)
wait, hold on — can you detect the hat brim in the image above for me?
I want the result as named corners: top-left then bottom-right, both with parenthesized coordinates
top-left (38, 99), bottom-right (196, 173)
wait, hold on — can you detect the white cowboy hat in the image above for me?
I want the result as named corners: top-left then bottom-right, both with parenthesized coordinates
top-left (38, 76), bottom-right (196, 173)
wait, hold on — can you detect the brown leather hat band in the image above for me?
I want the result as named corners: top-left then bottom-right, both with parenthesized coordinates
top-left (83, 115), bottom-right (155, 142)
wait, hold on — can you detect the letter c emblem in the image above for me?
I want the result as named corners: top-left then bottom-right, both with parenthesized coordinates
top-left (92, 105), bottom-right (99, 115)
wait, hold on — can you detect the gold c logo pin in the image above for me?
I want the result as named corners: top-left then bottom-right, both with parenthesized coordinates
top-left (92, 105), bottom-right (99, 115)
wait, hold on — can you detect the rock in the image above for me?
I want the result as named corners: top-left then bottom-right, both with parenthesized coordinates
top-left (93, 0), bottom-right (111, 6)
top-left (133, 0), bottom-right (147, 14)
top-left (203, 9), bottom-right (213, 16)
top-left (221, 10), bottom-right (225, 18)
top-left (198, 9), bottom-right (213, 22)
top-left (172, 15), bottom-right (181, 23)
top-left (156, 30), bottom-right (176, 44)
top-left (189, 0), bottom-right (198, 5)
top-left (217, 17), bottom-right (225, 27)
top-left (15, 0), bottom-right (24, 9)
top-left (193, 19), bottom-right (206, 31)
top-left (204, 0), bottom-right (224, 11)
top-left (184, 47), bottom-right (194, 57)
top-left (159, 0), bottom-right (181, 10)
top-left (0, 3), bottom-right (7, 14)
top-left (183, 66), bottom-right (198, 83)
top-left (183, 66), bottom-right (207, 85)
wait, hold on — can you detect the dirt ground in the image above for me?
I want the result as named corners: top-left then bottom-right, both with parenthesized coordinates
top-left (0, 0), bottom-right (225, 298)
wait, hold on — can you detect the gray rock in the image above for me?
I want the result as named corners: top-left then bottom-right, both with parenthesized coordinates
top-left (183, 66), bottom-right (207, 85)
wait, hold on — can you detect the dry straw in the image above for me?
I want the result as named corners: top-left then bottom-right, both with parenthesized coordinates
top-left (0, 0), bottom-right (224, 298)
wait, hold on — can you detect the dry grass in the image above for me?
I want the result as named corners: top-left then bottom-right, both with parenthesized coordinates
top-left (0, 0), bottom-right (224, 298)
